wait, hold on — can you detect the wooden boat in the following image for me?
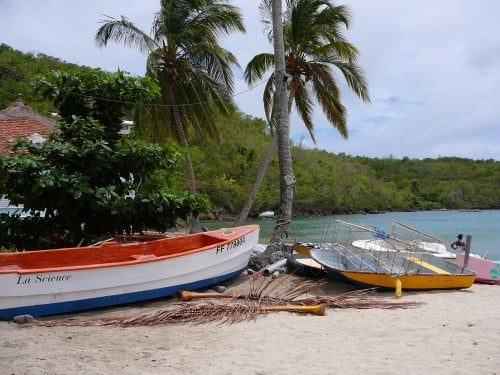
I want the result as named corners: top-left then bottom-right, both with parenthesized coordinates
top-left (0, 225), bottom-right (259, 320)
top-left (310, 245), bottom-right (476, 290)
top-left (455, 253), bottom-right (500, 285)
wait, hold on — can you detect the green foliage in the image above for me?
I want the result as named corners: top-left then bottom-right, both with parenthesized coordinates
top-left (94, 1), bottom-right (245, 201)
top-left (0, 69), bottom-right (210, 249)
top-left (33, 69), bottom-right (160, 144)
top-left (246, 0), bottom-right (369, 137)
top-left (0, 43), bottom-right (498, 225)
top-left (190, 120), bottom-right (499, 218)
top-left (0, 43), bottom-right (89, 114)
top-left (0, 117), bottom-right (210, 249)
top-left (188, 112), bottom-right (279, 215)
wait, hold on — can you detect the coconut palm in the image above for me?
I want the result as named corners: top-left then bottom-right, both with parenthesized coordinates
top-left (243, 0), bottom-right (370, 258)
top-left (95, 0), bottom-right (245, 232)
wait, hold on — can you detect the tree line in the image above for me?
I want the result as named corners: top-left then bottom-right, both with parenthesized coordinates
top-left (2, 42), bottom-right (499, 220)
top-left (188, 118), bottom-right (499, 218)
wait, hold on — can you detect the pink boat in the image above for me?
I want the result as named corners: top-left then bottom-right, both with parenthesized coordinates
top-left (455, 253), bottom-right (500, 284)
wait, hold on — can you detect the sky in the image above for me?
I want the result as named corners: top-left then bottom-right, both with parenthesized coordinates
top-left (1, 0), bottom-right (499, 161)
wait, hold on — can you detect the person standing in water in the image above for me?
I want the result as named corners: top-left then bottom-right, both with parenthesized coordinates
top-left (451, 233), bottom-right (466, 252)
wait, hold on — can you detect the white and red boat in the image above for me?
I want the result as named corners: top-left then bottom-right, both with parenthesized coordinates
top-left (0, 225), bottom-right (259, 320)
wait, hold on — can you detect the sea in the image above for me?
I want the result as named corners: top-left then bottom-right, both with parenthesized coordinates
top-left (203, 209), bottom-right (500, 261)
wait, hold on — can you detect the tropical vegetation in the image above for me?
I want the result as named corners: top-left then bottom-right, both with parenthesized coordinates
top-left (241, 0), bottom-right (370, 260)
top-left (94, 0), bottom-right (245, 232)
top-left (1, 16), bottom-right (499, 251)
top-left (0, 70), bottom-right (210, 250)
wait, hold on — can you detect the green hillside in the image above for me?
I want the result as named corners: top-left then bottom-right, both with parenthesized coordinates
top-left (1, 44), bottom-right (499, 218)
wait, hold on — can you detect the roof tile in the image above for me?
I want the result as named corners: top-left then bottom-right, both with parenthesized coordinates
top-left (0, 103), bottom-right (55, 154)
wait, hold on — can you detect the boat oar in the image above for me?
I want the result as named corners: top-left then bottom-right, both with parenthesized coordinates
top-left (261, 304), bottom-right (325, 316)
top-left (178, 289), bottom-right (233, 301)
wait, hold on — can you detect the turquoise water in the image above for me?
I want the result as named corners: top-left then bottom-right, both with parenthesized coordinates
top-left (203, 209), bottom-right (500, 261)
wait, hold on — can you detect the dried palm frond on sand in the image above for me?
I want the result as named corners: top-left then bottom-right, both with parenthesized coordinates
top-left (180, 276), bottom-right (423, 309)
top-left (31, 302), bottom-right (326, 327)
top-left (27, 276), bottom-right (422, 327)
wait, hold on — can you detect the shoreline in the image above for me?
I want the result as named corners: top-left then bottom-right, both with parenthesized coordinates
top-left (1, 274), bottom-right (498, 374)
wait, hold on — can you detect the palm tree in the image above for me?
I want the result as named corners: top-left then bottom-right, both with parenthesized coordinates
top-left (95, 0), bottom-right (245, 232)
top-left (244, 0), bottom-right (370, 261)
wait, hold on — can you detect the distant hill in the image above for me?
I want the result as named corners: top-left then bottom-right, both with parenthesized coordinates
top-left (0, 43), bottom-right (92, 114)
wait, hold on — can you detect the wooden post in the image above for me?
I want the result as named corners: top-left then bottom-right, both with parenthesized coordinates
top-left (463, 235), bottom-right (472, 269)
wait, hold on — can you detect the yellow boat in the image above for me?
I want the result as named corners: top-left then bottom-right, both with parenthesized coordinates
top-left (292, 242), bottom-right (335, 255)
top-left (310, 245), bottom-right (476, 290)
top-left (292, 242), bottom-right (314, 255)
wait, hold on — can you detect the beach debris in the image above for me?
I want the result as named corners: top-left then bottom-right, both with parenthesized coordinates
top-left (213, 285), bottom-right (226, 293)
top-left (25, 302), bottom-right (325, 327)
top-left (22, 277), bottom-right (422, 328)
top-left (179, 277), bottom-right (424, 310)
top-left (263, 258), bottom-right (287, 277)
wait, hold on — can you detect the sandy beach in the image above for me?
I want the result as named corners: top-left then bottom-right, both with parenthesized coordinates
top-left (1, 274), bottom-right (498, 375)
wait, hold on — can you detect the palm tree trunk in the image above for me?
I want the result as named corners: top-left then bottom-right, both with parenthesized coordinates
top-left (260, 0), bottom-right (294, 265)
top-left (233, 134), bottom-right (277, 227)
top-left (168, 86), bottom-right (202, 233)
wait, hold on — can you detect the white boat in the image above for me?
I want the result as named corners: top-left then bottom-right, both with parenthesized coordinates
top-left (352, 239), bottom-right (456, 259)
top-left (258, 211), bottom-right (275, 219)
top-left (346, 221), bottom-right (455, 259)
top-left (0, 225), bottom-right (259, 320)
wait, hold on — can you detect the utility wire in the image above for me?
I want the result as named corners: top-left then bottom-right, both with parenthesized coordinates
top-left (0, 70), bottom-right (270, 108)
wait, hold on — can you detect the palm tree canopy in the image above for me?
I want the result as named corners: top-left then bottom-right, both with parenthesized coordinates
top-left (245, 0), bottom-right (370, 142)
top-left (95, 0), bottom-right (245, 143)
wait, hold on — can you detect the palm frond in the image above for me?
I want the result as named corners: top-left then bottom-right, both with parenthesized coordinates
top-left (251, 0), bottom-right (370, 142)
top-left (30, 302), bottom-right (325, 327)
top-left (292, 85), bottom-right (315, 143)
top-left (263, 76), bottom-right (276, 126)
top-left (95, 15), bottom-right (156, 53)
top-left (180, 276), bottom-right (423, 310)
top-left (296, 289), bottom-right (423, 309)
top-left (244, 53), bottom-right (275, 85)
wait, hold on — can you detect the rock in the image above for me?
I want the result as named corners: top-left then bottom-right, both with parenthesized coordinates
top-left (213, 285), bottom-right (226, 293)
top-left (13, 314), bottom-right (34, 324)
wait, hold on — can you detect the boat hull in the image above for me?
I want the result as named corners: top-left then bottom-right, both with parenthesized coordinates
top-left (286, 253), bottom-right (326, 277)
top-left (310, 247), bottom-right (475, 290)
top-left (455, 253), bottom-right (500, 284)
top-left (0, 225), bottom-right (259, 320)
top-left (330, 269), bottom-right (475, 290)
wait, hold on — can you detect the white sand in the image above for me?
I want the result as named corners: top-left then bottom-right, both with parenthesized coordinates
top-left (1, 275), bottom-right (499, 375)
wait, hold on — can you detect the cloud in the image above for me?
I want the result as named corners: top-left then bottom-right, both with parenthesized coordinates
top-left (1, 0), bottom-right (498, 160)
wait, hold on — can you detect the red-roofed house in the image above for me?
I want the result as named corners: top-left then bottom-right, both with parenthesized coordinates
top-left (0, 94), bottom-right (55, 154)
